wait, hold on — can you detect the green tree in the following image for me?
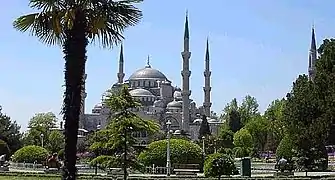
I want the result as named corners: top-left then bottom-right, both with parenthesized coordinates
top-left (276, 135), bottom-right (295, 161)
top-left (217, 127), bottom-right (234, 149)
top-left (198, 115), bottom-right (211, 140)
top-left (233, 128), bottom-right (253, 157)
top-left (0, 106), bottom-right (22, 155)
top-left (90, 86), bottom-right (159, 179)
top-left (23, 112), bottom-right (57, 148)
top-left (284, 74), bottom-right (328, 171)
top-left (245, 115), bottom-right (269, 154)
top-left (0, 140), bottom-right (10, 158)
top-left (264, 99), bottom-right (286, 151)
top-left (14, 1), bottom-right (143, 179)
top-left (220, 98), bottom-right (239, 122)
top-left (47, 130), bottom-right (64, 154)
top-left (239, 95), bottom-right (260, 125)
top-left (220, 98), bottom-right (242, 133)
top-left (314, 39), bottom-right (335, 145)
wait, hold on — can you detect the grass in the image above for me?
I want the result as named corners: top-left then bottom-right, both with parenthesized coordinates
top-left (0, 177), bottom-right (59, 180)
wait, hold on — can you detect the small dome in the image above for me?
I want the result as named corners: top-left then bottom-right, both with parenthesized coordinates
top-left (193, 118), bottom-right (202, 124)
top-left (128, 66), bottom-right (167, 80)
top-left (174, 130), bottom-right (182, 135)
top-left (153, 99), bottom-right (164, 107)
top-left (208, 118), bottom-right (218, 123)
top-left (173, 91), bottom-right (182, 100)
top-left (167, 100), bottom-right (182, 109)
top-left (129, 88), bottom-right (154, 97)
top-left (93, 103), bottom-right (103, 109)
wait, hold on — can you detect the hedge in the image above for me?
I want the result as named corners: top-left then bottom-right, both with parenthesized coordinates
top-left (12, 145), bottom-right (49, 163)
top-left (138, 138), bottom-right (202, 167)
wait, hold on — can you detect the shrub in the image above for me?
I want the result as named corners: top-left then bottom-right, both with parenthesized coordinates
top-left (138, 138), bottom-right (202, 167)
top-left (204, 153), bottom-right (238, 178)
top-left (12, 145), bottom-right (48, 163)
top-left (276, 135), bottom-right (294, 161)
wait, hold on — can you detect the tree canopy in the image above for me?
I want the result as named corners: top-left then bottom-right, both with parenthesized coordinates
top-left (0, 106), bottom-right (22, 155)
top-left (89, 86), bottom-right (159, 175)
top-left (23, 112), bottom-right (63, 153)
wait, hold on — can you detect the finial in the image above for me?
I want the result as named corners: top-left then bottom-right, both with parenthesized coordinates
top-left (184, 10), bottom-right (190, 39)
top-left (145, 55), bottom-right (151, 68)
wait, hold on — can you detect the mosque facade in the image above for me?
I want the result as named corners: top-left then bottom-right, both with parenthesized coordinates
top-left (78, 14), bottom-right (222, 142)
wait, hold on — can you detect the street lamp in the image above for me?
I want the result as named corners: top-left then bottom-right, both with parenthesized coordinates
top-left (166, 119), bottom-right (172, 176)
top-left (214, 139), bottom-right (217, 153)
top-left (95, 124), bottom-right (101, 175)
top-left (202, 136), bottom-right (206, 156)
top-left (40, 133), bottom-right (44, 148)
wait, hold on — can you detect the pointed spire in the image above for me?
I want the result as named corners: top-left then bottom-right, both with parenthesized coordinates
top-left (311, 26), bottom-right (316, 51)
top-left (119, 44), bottom-right (124, 63)
top-left (117, 44), bottom-right (125, 83)
top-left (308, 26), bottom-right (317, 80)
top-left (145, 55), bottom-right (151, 68)
top-left (184, 10), bottom-right (189, 39)
top-left (205, 37), bottom-right (210, 62)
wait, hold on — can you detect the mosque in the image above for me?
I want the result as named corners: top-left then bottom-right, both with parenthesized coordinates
top-left (77, 12), bottom-right (319, 143)
top-left (78, 14), bottom-right (222, 142)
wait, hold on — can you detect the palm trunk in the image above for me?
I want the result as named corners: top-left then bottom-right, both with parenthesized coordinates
top-left (62, 9), bottom-right (88, 180)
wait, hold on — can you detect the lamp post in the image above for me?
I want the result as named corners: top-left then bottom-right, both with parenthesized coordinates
top-left (201, 136), bottom-right (206, 173)
top-left (214, 139), bottom-right (217, 153)
top-left (202, 136), bottom-right (206, 156)
top-left (40, 133), bottom-right (44, 148)
top-left (95, 124), bottom-right (101, 175)
top-left (166, 119), bottom-right (172, 176)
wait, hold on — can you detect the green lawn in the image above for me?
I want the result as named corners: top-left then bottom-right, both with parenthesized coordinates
top-left (0, 177), bottom-right (59, 180)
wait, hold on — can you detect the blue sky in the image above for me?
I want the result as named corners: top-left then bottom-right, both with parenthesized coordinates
top-left (0, 0), bottom-right (334, 131)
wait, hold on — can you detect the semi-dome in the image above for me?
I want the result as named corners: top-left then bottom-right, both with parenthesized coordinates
top-left (128, 66), bottom-right (167, 80)
top-left (173, 91), bottom-right (182, 100)
top-left (167, 100), bottom-right (182, 109)
top-left (129, 88), bottom-right (155, 97)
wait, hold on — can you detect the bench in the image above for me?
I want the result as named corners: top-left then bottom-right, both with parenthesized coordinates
top-left (173, 164), bottom-right (200, 176)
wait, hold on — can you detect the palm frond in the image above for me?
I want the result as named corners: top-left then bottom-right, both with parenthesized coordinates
top-left (13, 11), bottom-right (66, 46)
top-left (29, 0), bottom-right (66, 11)
top-left (86, 0), bottom-right (143, 48)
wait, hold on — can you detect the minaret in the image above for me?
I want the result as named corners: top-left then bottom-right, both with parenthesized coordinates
top-left (308, 27), bottom-right (317, 80)
top-left (181, 12), bottom-right (191, 132)
top-left (117, 44), bottom-right (125, 83)
top-left (203, 38), bottom-right (212, 117)
top-left (80, 73), bottom-right (87, 115)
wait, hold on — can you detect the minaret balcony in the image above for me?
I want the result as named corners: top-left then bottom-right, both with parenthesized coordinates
top-left (203, 87), bottom-right (212, 91)
top-left (181, 51), bottom-right (191, 59)
top-left (181, 90), bottom-right (191, 96)
top-left (181, 70), bottom-right (191, 77)
top-left (203, 71), bottom-right (211, 76)
top-left (203, 102), bottom-right (212, 107)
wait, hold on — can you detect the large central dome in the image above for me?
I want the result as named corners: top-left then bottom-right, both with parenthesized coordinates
top-left (128, 65), bottom-right (167, 80)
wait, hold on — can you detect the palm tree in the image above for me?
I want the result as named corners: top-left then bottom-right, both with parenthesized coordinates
top-left (13, 0), bottom-right (142, 179)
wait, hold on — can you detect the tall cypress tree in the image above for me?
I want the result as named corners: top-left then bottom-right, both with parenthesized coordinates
top-left (199, 115), bottom-right (211, 140)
